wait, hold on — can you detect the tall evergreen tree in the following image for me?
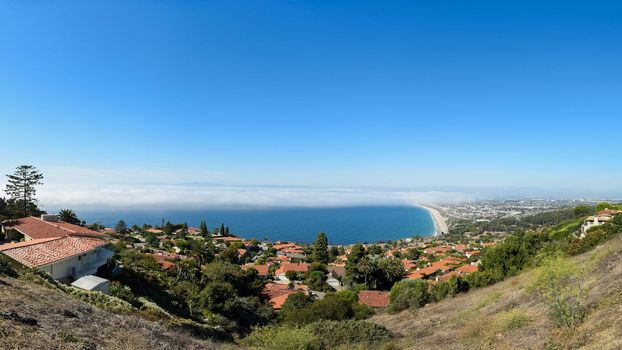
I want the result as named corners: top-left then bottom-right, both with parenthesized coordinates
top-left (199, 220), bottom-right (209, 237)
top-left (115, 220), bottom-right (128, 234)
top-left (220, 223), bottom-right (226, 236)
top-left (312, 232), bottom-right (329, 264)
top-left (5, 165), bottom-right (44, 217)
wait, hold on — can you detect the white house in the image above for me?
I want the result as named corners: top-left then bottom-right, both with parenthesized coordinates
top-left (581, 214), bottom-right (613, 237)
top-left (0, 215), bottom-right (113, 282)
top-left (0, 236), bottom-right (114, 281)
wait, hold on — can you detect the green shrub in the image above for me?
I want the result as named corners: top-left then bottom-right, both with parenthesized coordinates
top-left (0, 254), bottom-right (17, 277)
top-left (283, 293), bottom-right (356, 325)
top-left (109, 281), bottom-right (139, 306)
top-left (388, 280), bottom-right (429, 312)
top-left (138, 297), bottom-right (173, 320)
top-left (309, 320), bottom-right (394, 348)
top-left (530, 256), bottom-right (587, 330)
top-left (244, 320), bottom-right (394, 350)
top-left (243, 324), bottom-right (319, 350)
top-left (352, 302), bottom-right (374, 320)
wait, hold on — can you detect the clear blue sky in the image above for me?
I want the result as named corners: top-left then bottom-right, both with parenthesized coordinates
top-left (1, 1), bottom-right (621, 203)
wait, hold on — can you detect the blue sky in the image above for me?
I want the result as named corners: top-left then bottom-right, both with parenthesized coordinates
top-left (1, 1), bottom-right (621, 208)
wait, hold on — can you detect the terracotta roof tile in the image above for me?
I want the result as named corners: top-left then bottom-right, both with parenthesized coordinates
top-left (1, 217), bottom-right (106, 240)
top-left (275, 262), bottom-right (309, 276)
top-left (0, 236), bottom-right (108, 268)
top-left (358, 290), bottom-right (390, 308)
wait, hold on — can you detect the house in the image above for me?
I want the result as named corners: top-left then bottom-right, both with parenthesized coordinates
top-left (358, 290), bottom-right (390, 308)
top-left (1, 215), bottom-right (108, 241)
top-left (213, 236), bottom-right (243, 243)
top-left (401, 259), bottom-right (417, 271)
top-left (456, 263), bottom-right (479, 274)
top-left (0, 236), bottom-right (113, 281)
top-left (0, 215), bottom-right (113, 282)
top-left (262, 282), bottom-right (310, 309)
top-left (71, 275), bottom-right (110, 294)
top-left (274, 262), bottom-right (309, 283)
top-left (242, 263), bottom-right (270, 277)
top-left (581, 214), bottom-right (614, 236)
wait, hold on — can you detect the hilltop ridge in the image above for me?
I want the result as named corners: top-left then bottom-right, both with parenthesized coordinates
top-left (370, 233), bottom-right (622, 349)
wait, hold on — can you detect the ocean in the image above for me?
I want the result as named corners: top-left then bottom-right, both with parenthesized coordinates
top-left (75, 206), bottom-right (436, 245)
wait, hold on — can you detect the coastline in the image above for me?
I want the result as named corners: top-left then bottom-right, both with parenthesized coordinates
top-left (419, 205), bottom-right (449, 236)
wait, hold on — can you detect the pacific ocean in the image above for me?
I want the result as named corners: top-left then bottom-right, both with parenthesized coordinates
top-left (75, 206), bottom-right (436, 245)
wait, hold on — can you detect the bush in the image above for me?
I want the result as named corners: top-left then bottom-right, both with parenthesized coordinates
top-left (309, 320), bottom-right (394, 348)
top-left (388, 280), bottom-right (429, 312)
top-left (243, 324), bottom-right (319, 350)
top-left (0, 254), bottom-right (17, 277)
top-left (530, 256), bottom-right (587, 330)
top-left (352, 302), bottom-right (374, 320)
top-left (283, 293), bottom-right (354, 325)
top-left (109, 282), bottom-right (139, 306)
top-left (243, 320), bottom-right (394, 350)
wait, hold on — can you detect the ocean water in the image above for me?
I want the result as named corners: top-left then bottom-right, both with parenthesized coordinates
top-left (76, 206), bottom-right (436, 245)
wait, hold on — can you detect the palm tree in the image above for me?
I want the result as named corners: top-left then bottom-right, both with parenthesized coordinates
top-left (58, 209), bottom-right (80, 225)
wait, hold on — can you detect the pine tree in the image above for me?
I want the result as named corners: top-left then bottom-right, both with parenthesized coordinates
top-left (199, 220), bottom-right (209, 237)
top-left (115, 220), bottom-right (128, 234)
top-left (5, 165), bottom-right (44, 217)
top-left (220, 223), bottom-right (226, 236)
top-left (312, 232), bottom-right (329, 264)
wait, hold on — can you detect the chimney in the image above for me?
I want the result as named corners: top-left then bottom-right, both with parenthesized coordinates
top-left (41, 214), bottom-right (60, 222)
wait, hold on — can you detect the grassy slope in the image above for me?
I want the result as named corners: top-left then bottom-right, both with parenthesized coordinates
top-left (370, 234), bottom-right (622, 350)
top-left (0, 275), bottom-right (220, 350)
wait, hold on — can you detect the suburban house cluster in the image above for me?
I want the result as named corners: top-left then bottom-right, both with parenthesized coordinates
top-left (0, 215), bottom-right (114, 292)
top-left (237, 239), bottom-right (489, 310)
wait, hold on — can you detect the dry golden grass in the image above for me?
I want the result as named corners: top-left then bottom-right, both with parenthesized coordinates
top-left (370, 234), bottom-right (622, 350)
top-left (0, 276), bottom-right (221, 350)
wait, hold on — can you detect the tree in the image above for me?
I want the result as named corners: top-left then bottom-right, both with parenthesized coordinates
top-left (345, 243), bottom-right (366, 284)
top-left (573, 205), bottom-right (593, 217)
top-left (595, 202), bottom-right (612, 212)
top-left (312, 232), bottom-right (329, 264)
top-left (5, 165), bottom-right (44, 217)
top-left (306, 271), bottom-right (327, 291)
top-left (58, 209), bottom-right (80, 225)
top-left (220, 223), bottom-right (226, 236)
top-left (115, 220), bottom-right (128, 234)
top-left (199, 220), bottom-right (209, 237)
top-left (328, 246), bottom-right (340, 262)
top-left (389, 280), bottom-right (430, 312)
top-left (374, 258), bottom-right (406, 290)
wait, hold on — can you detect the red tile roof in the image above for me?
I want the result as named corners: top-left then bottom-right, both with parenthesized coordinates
top-left (401, 259), bottom-right (417, 271)
top-left (275, 262), bottom-right (309, 276)
top-left (213, 236), bottom-right (242, 242)
top-left (270, 292), bottom-right (297, 309)
top-left (598, 209), bottom-right (622, 215)
top-left (438, 271), bottom-right (459, 281)
top-left (1, 217), bottom-right (106, 240)
top-left (243, 264), bottom-right (270, 277)
top-left (358, 290), bottom-right (390, 308)
top-left (0, 236), bottom-right (108, 268)
top-left (457, 264), bottom-right (479, 274)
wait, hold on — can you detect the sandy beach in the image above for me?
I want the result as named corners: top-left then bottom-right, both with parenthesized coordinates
top-left (420, 205), bottom-right (449, 235)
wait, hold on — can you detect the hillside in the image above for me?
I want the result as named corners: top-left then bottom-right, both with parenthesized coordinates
top-left (370, 234), bottom-right (622, 349)
top-left (0, 274), bottom-right (221, 350)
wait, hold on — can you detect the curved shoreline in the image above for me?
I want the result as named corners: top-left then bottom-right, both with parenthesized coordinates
top-left (419, 205), bottom-right (449, 236)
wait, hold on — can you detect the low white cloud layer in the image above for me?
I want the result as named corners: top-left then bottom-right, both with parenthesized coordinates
top-left (35, 183), bottom-right (474, 211)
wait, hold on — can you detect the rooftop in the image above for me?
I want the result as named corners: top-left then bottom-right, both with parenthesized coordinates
top-left (0, 236), bottom-right (108, 268)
